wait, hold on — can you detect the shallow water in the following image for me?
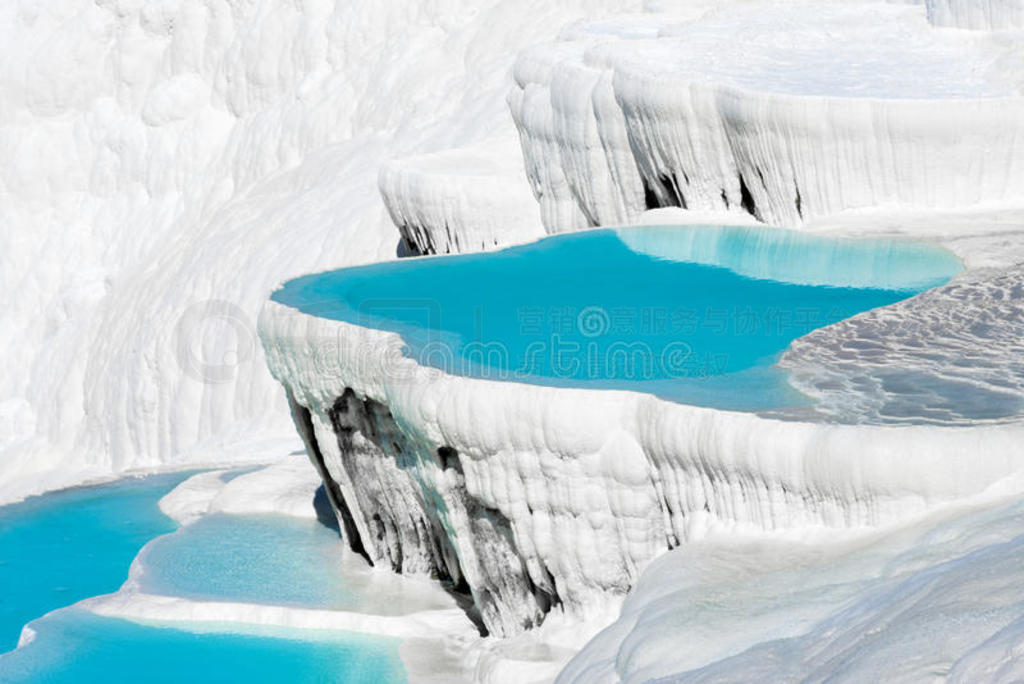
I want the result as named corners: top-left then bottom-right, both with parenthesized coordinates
top-left (273, 225), bottom-right (962, 410)
top-left (0, 609), bottom-right (404, 683)
top-left (0, 475), bottom-right (408, 683)
top-left (0, 473), bottom-right (191, 651)
top-left (134, 513), bottom-right (355, 609)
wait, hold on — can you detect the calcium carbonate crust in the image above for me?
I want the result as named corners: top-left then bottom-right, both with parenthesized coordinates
top-left (509, 3), bottom-right (1024, 233)
top-left (378, 139), bottom-right (544, 255)
top-left (0, 0), bottom-right (653, 505)
top-left (777, 263), bottom-right (1024, 425)
top-left (257, 295), bottom-right (1024, 638)
top-left (926, 0), bottom-right (1024, 29)
top-left (252, 0), bottom-right (1024, 647)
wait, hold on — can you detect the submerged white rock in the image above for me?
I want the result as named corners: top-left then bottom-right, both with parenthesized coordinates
top-left (779, 264), bottom-right (1024, 425)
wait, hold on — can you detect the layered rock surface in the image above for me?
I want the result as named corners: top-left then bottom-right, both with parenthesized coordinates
top-left (509, 3), bottom-right (1024, 231)
top-left (260, 280), bottom-right (1024, 637)
top-left (378, 139), bottom-right (543, 255)
top-left (261, 0), bottom-right (1024, 654)
top-left (926, 0), bottom-right (1024, 29)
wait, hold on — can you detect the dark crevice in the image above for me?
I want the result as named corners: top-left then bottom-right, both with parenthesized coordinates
top-left (396, 235), bottom-right (420, 258)
top-left (720, 189), bottom-right (730, 210)
top-left (315, 384), bottom-right (569, 637)
top-left (795, 184), bottom-right (804, 219)
top-left (447, 581), bottom-right (488, 637)
top-left (323, 389), bottom-right (485, 634)
top-left (523, 569), bottom-right (547, 614)
top-left (642, 178), bottom-right (661, 210)
top-left (525, 562), bottom-right (562, 615)
top-left (437, 445), bottom-right (463, 474)
top-left (642, 174), bottom-right (684, 210)
top-left (396, 225), bottom-right (432, 257)
top-left (541, 564), bottom-right (562, 609)
top-left (328, 391), bottom-right (408, 572)
top-left (671, 174), bottom-right (688, 210)
top-left (739, 174), bottom-right (759, 219)
top-left (312, 485), bottom-right (340, 532)
top-left (288, 394), bottom-right (371, 564)
top-left (657, 484), bottom-right (680, 550)
top-left (467, 502), bottom-right (550, 631)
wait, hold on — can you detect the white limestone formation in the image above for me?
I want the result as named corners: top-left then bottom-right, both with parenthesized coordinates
top-left (509, 4), bottom-right (1024, 231)
top-left (378, 139), bottom-right (544, 255)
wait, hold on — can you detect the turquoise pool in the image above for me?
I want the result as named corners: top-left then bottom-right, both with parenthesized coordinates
top-left (0, 609), bottom-right (403, 683)
top-left (134, 513), bottom-right (356, 609)
top-left (272, 225), bottom-right (962, 410)
top-left (0, 473), bottom-right (191, 652)
top-left (0, 475), bottom-right (408, 683)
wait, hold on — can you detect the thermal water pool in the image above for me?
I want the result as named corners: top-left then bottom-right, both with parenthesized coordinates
top-left (272, 225), bottom-right (963, 411)
top-left (0, 473), bottom-right (191, 651)
top-left (0, 609), bottom-right (402, 684)
top-left (0, 474), bottom-right (407, 683)
top-left (133, 513), bottom-right (357, 609)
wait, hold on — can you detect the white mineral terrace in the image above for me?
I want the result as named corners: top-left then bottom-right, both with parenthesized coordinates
top-left (378, 138), bottom-right (544, 255)
top-left (261, 0), bottom-right (1024, 657)
top-left (259, 217), bottom-right (1024, 643)
top-left (11, 0), bottom-right (1024, 681)
top-left (502, 2), bottom-right (1024, 231)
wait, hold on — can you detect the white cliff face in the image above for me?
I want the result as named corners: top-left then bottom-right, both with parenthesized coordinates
top-left (927, 0), bottom-right (1024, 28)
top-left (509, 3), bottom-right (1024, 231)
top-left (0, 0), bottom-right (647, 503)
top-left (510, 20), bottom-right (670, 231)
top-left (258, 242), bottom-right (1024, 639)
top-left (378, 138), bottom-right (544, 255)
top-left (10, 0), bottom-right (1024, 677)
top-left (559, 488), bottom-right (1024, 682)
top-left (251, 0), bottom-right (1024, 656)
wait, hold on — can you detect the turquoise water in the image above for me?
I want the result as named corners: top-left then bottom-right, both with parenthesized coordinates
top-left (0, 476), bottom-right (408, 683)
top-left (0, 473), bottom-right (191, 652)
top-left (135, 514), bottom-right (355, 609)
top-left (272, 225), bottom-right (962, 410)
top-left (0, 609), bottom-right (403, 683)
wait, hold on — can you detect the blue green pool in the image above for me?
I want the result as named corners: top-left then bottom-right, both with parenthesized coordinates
top-left (0, 475), bottom-right (407, 683)
top-left (134, 513), bottom-right (356, 609)
top-left (272, 225), bottom-right (962, 410)
top-left (0, 609), bottom-right (403, 683)
top-left (0, 473), bottom-right (191, 652)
